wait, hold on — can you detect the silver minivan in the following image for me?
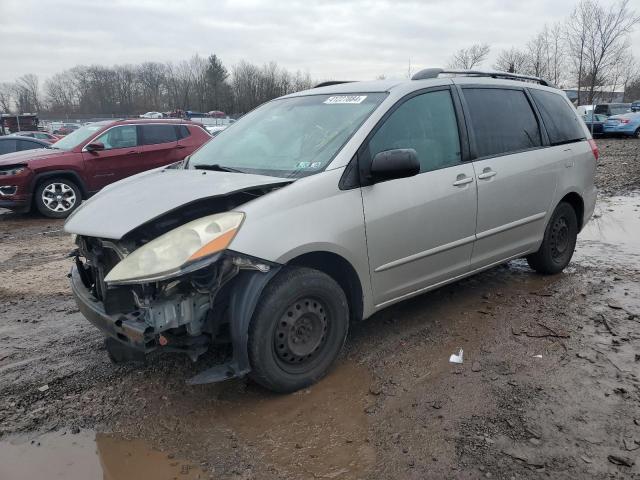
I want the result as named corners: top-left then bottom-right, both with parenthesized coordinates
top-left (65, 69), bottom-right (597, 392)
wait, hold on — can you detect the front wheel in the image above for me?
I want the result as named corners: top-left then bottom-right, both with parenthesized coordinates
top-left (527, 202), bottom-right (578, 275)
top-left (248, 267), bottom-right (349, 393)
top-left (34, 177), bottom-right (82, 218)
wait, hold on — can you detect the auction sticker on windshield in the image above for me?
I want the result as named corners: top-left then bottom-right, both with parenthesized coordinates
top-left (324, 95), bottom-right (367, 104)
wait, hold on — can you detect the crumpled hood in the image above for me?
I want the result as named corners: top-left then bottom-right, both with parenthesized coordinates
top-left (64, 167), bottom-right (291, 239)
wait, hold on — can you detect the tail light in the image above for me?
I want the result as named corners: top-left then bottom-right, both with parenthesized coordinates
top-left (620, 119), bottom-right (630, 124)
top-left (588, 139), bottom-right (599, 161)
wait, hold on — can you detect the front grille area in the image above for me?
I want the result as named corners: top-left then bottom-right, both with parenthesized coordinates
top-left (77, 236), bottom-right (137, 313)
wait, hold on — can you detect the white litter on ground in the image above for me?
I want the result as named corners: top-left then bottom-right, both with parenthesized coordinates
top-left (449, 348), bottom-right (464, 364)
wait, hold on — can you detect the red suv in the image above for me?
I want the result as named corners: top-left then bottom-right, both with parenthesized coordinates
top-left (0, 119), bottom-right (210, 218)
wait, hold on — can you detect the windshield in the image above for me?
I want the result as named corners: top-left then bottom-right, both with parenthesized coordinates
top-left (188, 93), bottom-right (387, 178)
top-left (51, 123), bottom-right (106, 151)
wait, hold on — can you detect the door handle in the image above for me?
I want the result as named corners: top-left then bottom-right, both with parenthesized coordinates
top-left (126, 150), bottom-right (137, 154)
top-left (453, 175), bottom-right (474, 186)
top-left (477, 169), bottom-right (497, 180)
top-left (176, 145), bottom-right (186, 149)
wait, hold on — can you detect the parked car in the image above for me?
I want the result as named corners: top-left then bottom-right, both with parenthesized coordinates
top-left (0, 119), bottom-right (210, 217)
top-left (0, 136), bottom-right (49, 156)
top-left (205, 125), bottom-right (227, 137)
top-left (65, 69), bottom-right (597, 393)
top-left (582, 112), bottom-right (608, 135)
top-left (140, 112), bottom-right (164, 119)
top-left (593, 103), bottom-right (631, 117)
top-left (53, 123), bottom-right (81, 136)
top-left (602, 112), bottom-right (640, 137)
top-left (576, 105), bottom-right (594, 116)
top-left (631, 100), bottom-right (640, 112)
top-left (11, 131), bottom-right (60, 143)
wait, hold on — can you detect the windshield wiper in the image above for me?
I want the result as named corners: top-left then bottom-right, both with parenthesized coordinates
top-left (193, 164), bottom-right (245, 173)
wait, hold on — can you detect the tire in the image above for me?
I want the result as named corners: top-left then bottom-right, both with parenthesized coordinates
top-left (633, 128), bottom-right (640, 139)
top-left (527, 202), bottom-right (578, 275)
top-left (248, 267), bottom-right (349, 393)
top-left (34, 177), bottom-right (82, 218)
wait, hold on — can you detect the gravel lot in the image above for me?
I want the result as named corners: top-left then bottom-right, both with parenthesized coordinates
top-left (0, 138), bottom-right (639, 479)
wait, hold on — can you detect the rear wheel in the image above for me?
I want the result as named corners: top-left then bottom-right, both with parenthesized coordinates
top-left (527, 202), bottom-right (578, 274)
top-left (248, 267), bottom-right (349, 393)
top-left (633, 127), bottom-right (640, 139)
top-left (34, 177), bottom-right (81, 218)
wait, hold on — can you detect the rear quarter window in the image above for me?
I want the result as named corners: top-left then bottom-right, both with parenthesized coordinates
top-left (176, 125), bottom-right (191, 140)
top-left (141, 124), bottom-right (178, 145)
top-left (462, 88), bottom-right (542, 158)
top-left (17, 140), bottom-right (43, 151)
top-left (530, 89), bottom-right (586, 145)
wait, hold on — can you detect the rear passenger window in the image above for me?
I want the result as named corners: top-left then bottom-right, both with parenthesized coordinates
top-left (176, 125), bottom-right (191, 140)
top-left (17, 140), bottom-right (42, 151)
top-left (463, 88), bottom-right (541, 158)
top-left (529, 89), bottom-right (585, 145)
top-left (141, 125), bottom-right (177, 145)
top-left (0, 139), bottom-right (16, 154)
top-left (368, 89), bottom-right (461, 173)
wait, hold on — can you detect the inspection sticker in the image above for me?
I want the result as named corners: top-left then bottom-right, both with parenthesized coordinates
top-left (324, 95), bottom-right (367, 104)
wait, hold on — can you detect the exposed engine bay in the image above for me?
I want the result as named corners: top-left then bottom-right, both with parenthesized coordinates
top-left (69, 184), bottom-right (284, 382)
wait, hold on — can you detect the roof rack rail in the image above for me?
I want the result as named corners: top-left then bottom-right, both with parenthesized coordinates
top-left (314, 81), bottom-right (355, 88)
top-left (411, 68), bottom-right (552, 87)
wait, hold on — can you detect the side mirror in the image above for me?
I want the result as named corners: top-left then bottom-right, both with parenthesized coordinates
top-left (85, 142), bottom-right (105, 152)
top-left (370, 148), bottom-right (420, 182)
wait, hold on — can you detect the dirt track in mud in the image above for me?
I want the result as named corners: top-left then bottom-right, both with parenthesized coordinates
top-left (1, 138), bottom-right (640, 479)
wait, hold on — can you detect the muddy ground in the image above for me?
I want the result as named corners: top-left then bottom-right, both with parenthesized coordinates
top-left (1, 138), bottom-right (639, 479)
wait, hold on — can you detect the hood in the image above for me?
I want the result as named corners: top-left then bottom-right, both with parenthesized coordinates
top-left (64, 167), bottom-right (292, 239)
top-left (0, 147), bottom-right (69, 167)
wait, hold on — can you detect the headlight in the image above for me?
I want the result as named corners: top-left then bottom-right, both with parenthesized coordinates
top-left (0, 166), bottom-right (26, 176)
top-left (104, 212), bottom-right (244, 285)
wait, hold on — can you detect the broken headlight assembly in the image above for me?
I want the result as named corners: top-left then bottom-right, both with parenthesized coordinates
top-left (104, 212), bottom-right (244, 285)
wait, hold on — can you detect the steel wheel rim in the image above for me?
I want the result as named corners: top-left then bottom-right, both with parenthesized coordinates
top-left (274, 297), bottom-right (328, 366)
top-left (41, 182), bottom-right (76, 213)
top-left (550, 216), bottom-right (569, 260)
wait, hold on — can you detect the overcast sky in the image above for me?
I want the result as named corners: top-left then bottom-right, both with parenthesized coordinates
top-left (1, 0), bottom-right (639, 83)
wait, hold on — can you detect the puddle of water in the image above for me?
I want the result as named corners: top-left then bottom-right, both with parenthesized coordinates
top-left (211, 362), bottom-right (375, 479)
top-left (579, 196), bottom-right (640, 250)
top-left (0, 429), bottom-right (206, 480)
top-left (576, 195), bottom-right (640, 264)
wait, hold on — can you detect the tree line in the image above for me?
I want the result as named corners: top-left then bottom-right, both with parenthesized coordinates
top-left (446, 0), bottom-right (640, 104)
top-left (0, 54), bottom-right (314, 116)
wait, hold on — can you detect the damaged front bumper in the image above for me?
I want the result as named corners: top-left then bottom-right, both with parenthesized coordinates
top-left (70, 265), bottom-right (156, 352)
top-left (70, 248), bottom-right (281, 384)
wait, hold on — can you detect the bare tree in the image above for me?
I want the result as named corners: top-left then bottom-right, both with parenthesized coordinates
top-left (544, 23), bottom-right (566, 86)
top-left (448, 43), bottom-right (491, 69)
top-left (15, 74), bottom-right (41, 112)
top-left (0, 82), bottom-right (14, 113)
top-left (567, 0), bottom-right (639, 104)
top-left (136, 62), bottom-right (167, 111)
top-left (586, 0), bottom-right (639, 103)
top-left (566, 0), bottom-right (597, 104)
top-left (493, 48), bottom-right (529, 73)
top-left (609, 51), bottom-right (640, 101)
top-left (45, 71), bottom-right (78, 113)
